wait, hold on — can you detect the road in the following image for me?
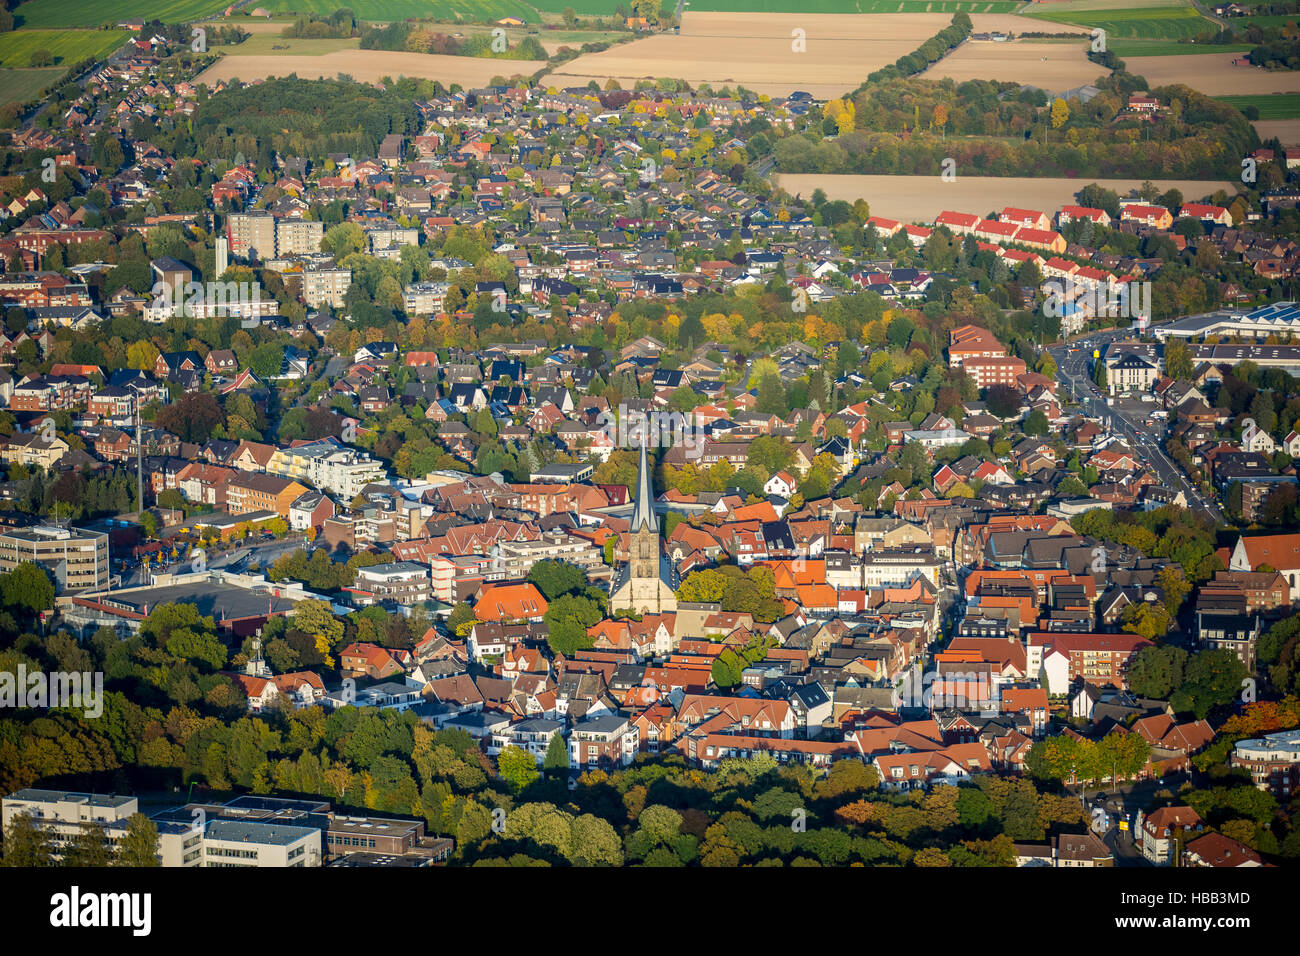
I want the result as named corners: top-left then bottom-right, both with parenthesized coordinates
top-left (1088, 774), bottom-right (1188, 865)
top-left (117, 535), bottom-right (310, 587)
top-left (1046, 332), bottom-right (1223, 523)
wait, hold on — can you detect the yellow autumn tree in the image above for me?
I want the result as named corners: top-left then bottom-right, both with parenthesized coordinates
top-left (1051, 98), bottom-right (1069, 131)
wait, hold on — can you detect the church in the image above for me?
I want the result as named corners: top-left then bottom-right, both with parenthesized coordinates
top-left (609, 439), bottom-right (679, 615)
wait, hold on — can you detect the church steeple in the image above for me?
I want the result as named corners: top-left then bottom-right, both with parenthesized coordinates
top-left (629, 434), bottom-right (658, 535)
top-left (610, 432), bottom-right (678, 616)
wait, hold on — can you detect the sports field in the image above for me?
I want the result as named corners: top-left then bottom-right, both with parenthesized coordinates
top-left (11, 0), bottom-right (223, 29)
top-left (0, 29), bottom-right (129, 69)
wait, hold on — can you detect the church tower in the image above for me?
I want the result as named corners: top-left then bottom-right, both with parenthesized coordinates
top-left (609, 437), bottom-right (678, 614)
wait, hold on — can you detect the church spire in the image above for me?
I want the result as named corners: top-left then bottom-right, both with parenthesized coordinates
top-left (629, 433), bottom-right (658, 534)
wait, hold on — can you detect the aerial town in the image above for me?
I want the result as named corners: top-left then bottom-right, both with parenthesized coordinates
top-left (0, 3), bottom-right (1295, 899)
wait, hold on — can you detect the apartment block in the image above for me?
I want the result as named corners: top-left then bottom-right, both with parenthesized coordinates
top-left (1231, 728), bottom-right (1300, 797)
top-left (227, 212), bottom-right (277, 261)
top-left (301, 267), bottom-right (353, 309)
top-left (274, 218), bottom-right (324, 257)
top-left (266, 438), bottom-right (387, 499)
top-left (225, 474), bottom-right (309, 517)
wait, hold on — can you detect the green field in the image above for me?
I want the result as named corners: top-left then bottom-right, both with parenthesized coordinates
top-left (257, 0), bottom-right (540, 20)
top-left (1217, 93), bottom-right (1300, 119)
top-left (259, 0), bottom-right (1019, 15)
top-left (1023, 4), bottom-right (1216, 39)
top-left (226, 33), bottom-right (361, 55)
top-left (670, 0), bottom-right (1020, 10)
top-left (12, 0), bottom-right (225, 29)
top-left (1229, 13), bottom-right (1300, 29)
top-left (0, 29), bottom-right (130, 69)
top-left (0, 65), bottom-right (65, 104)
top-left (1107, 38), bottom-right (1253, 55)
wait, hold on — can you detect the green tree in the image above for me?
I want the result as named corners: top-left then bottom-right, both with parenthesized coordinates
top-left (1024, 409), bottom-right (1049, 436)
top-left (568, 814), bottom-right (624, 866)
top-left (0, 562), bottom-right (55, 614)
top-left (1128, 644), bottom-right (1187, 699)
top-left (527, 560), bottom-right (587, 601)
top-left (2, 812), bottom-right (54, 866)
top-left (1164, 340), bottom-right (1193, 381)
top-left (543, 732), bottom-right (570, 773)
top-left (497, 745), bottom-right (540, 792)
top-left (62, 822), bottom-right (113, 867)
top-left (543, 594), bottom-right (602, 656)
top-left (115, 814), bottom-right (161, 866)
top-left (293, 599), bottom-right (345, 669)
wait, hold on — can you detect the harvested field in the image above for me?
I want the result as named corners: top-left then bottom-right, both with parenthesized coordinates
top-left (920, 38), bottom-right (1100, 89)
top-left (1253, 119), bottom-right (1300, 144)
top-left (195, 48), bottom-right (546, 86)
top-left (773, 173), bottom-right (1237, 221)
top-left (1124, 53), bottom-right (1300, 95)
top-left (965, 13), bottom-right (1089, 34)
top-left (544, 12), bottom-right (1090, 98)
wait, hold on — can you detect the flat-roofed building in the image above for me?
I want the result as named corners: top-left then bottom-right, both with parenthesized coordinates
top-left (301, 267), bottom-right (352, 308)
top-left (202, 819), bottom-right (321, 867)
top-left (0, 524), bottom-right (109, 592)
top-left (1231, 728), bottom-right (1300, 797)
top-left (348, 561), bottom-right (431, 606)
top-left (274, 218), bottom-right (324, 257)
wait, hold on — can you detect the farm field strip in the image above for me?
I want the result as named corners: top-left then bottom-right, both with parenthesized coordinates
top-left (1021, 5), bottom-right (1215, 39)
top-left (1125, 52), bottom-right (1300, 95)
top-left (919, 38), bottom-right (1101, 88)
top-left (1105, 39), bottom-right (1252, 56)
top-left (11, 0), bottom-right (224, 29)
top-left (218, 34), bottom-right (362, 55)
top-left (773, 173), bottom-right (1237, 221)
top-left (195, 48), bottom-right (547, 86)
top-left (1252, 118), bottom-right (1300, 143)
top-left (0, 66), bottom-right (66, 104)
top-left (0, 29), bottom-right (130, 69)
top-left (253, 0), bottom-right (539, 21)
top-left (1217, 93), bottom-right (1300, 119)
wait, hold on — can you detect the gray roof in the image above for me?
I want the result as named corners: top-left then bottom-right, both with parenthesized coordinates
top-left (204, 819), bottom-right (316, 846)
top-left (629, 437), bottom-right (657, 534)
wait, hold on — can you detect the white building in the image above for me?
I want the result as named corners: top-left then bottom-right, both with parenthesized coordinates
top-left (201, 819), bottom-right (321, 868)
top-left (2, 789), bottom-right (322, 867)
top-left (266, 438), bottom-right (387, 499)
top-left (489, 717), bottom-right (565, 764)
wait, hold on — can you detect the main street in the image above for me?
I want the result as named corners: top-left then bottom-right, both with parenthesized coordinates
top-left (1046, 331), bottom-right (1223, 524)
